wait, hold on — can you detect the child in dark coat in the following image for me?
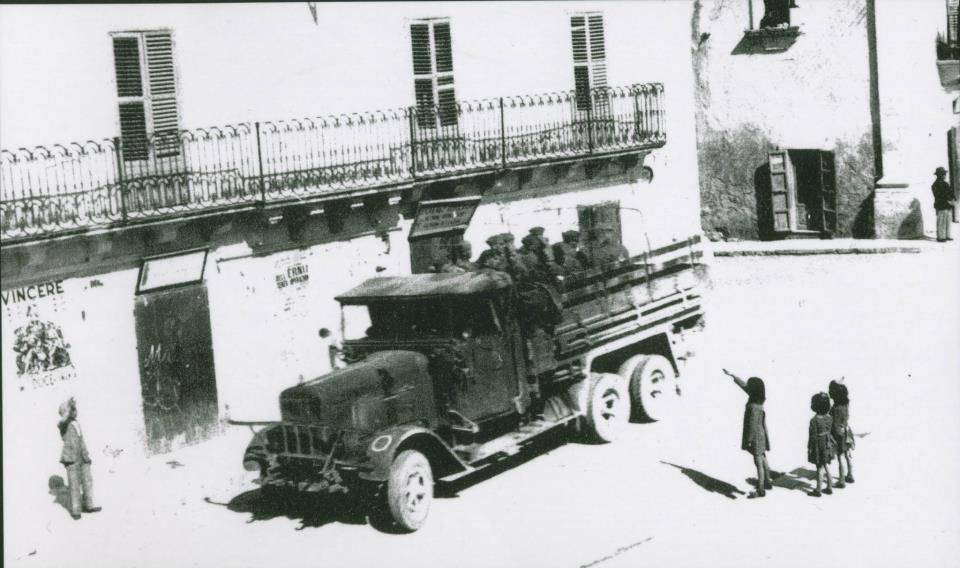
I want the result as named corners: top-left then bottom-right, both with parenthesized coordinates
top-left (808, 392), bottom-right (835, 497)
top-left (829, 380), bottom-right (854, 487)
top-left (723, 369), bottom-right (771, 498)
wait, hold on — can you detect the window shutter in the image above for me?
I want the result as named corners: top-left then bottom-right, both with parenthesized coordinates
top-left (118, 102), bottom-right (149, 161)
top-left (818, 151), bottom-right (838, 233)
top-left (571, 17), bottom-right (588, 63)
top-left (571, 13), bottom-right (607, 112)
top-left (411, 23), bottom-right (432, 76)
top-left (112, 37), bottom-right (143, 97)
top-left (144, 32), bottom-right (176, 96)
top-left (144, 32), bottom-right (181, 157)
top-left (574, 66), bottom-right (591, 111)
top-left (588, 15), bottom-right (605, 62)
top-left (949, 0), bottom-right (959, 44)
top-left (414, 78), bottom-right (436, 129)
top-left (437, 89), bottom-right (458, 127)
top-left (433, 22), bottom-right (453, 73)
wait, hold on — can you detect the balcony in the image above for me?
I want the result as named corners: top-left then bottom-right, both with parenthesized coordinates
top-left (0, 84), bottom-right (665, 242)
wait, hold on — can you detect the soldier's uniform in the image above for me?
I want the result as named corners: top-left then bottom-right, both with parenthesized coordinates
top-left (478, 235), bottom-right (508, 272)
top-left (552, 230), bottom-right (588, 274)
top-left (589, 227), bottom-right (630, 266)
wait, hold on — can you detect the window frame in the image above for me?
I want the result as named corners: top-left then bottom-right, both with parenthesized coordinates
top-left (109, 28), bottom-right (182, 162)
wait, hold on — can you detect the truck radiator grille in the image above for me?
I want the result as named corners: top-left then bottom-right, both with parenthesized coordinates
top-left (266, 424), bottom-right (338, 456)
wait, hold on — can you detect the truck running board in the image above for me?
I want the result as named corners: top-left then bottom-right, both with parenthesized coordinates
top-left (451, 416), bottom-right (578, 466)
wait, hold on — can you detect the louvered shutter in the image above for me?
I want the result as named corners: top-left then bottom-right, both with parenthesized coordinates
top-left (571, 14), bottom-right (607, 113)
top-left (410, 20), bottom-right (457, 130)
top-left (411, 24), bottom-right (432, 76)
top-left (119, 102), bottom-right (149, 161)
top-left (433, 22), bottom-right (453, 74)
top-left (113, 37), bottom-right (143, 97)
top-left (414, 78), bottom-right (436, 129)
top-left (949, 0), bottom-right (959, 45)
top-left (144, 32), bottom-right (180, 157)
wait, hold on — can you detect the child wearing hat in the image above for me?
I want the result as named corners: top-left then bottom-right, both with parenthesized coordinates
top-left (808, 392), bottom-right (835, 497)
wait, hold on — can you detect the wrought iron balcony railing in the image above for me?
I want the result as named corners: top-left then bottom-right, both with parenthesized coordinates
top-left (0, 83), bottom-right (665, 241)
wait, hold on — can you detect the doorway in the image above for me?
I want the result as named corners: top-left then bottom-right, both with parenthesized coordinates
top-left (134, 249), bottom-right (219, 453)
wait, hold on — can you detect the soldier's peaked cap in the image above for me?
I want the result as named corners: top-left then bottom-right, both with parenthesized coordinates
top-left (485, 235), bottom-right (503, 246)
top-left (562, 230), bottom-right (580, 240)
top-left (529, 226), bottom-right (546, 236)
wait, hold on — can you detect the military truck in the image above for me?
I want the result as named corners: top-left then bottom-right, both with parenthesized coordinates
top-left (232, 235), bottom-right (706, 532)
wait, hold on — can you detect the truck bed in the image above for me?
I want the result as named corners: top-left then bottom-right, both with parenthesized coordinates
top-left (529, 235), bottom-right (706, 376)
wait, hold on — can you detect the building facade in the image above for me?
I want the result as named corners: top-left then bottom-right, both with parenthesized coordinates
top-left (0, 1), bottom-right (703, 504)
top-left (694, 0), bottom-right (959, 240)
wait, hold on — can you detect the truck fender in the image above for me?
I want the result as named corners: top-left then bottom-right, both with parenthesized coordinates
top-left (359, 425), bottom-right (468, 484)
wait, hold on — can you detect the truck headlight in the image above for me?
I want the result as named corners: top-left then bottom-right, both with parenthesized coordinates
top-left (243, 459), bottom-right (262, 472)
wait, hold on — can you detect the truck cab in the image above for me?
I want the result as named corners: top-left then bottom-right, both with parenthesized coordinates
top-left (338, 271), bottom-right (530, 442)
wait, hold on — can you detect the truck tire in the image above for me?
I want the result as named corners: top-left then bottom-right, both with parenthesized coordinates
top-left (619, 354), bottom-right (679, 422)
top-left (384, 450), bottom-right (434, 532)
top-left (584, 373), bottom-right (631, 443)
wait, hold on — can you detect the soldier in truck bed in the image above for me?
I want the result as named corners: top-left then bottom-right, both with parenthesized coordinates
top-left (552, 230), bottom-right (589, 275)
top-left (477, 235), bottom-right (508, 272)
top-left (588, 226), bottom-right (630, 266)
top-left (517, 233), bottom-right (561, 285)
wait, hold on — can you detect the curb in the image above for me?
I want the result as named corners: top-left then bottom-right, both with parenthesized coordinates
top-left (714, 246), bottom-right (923, 257)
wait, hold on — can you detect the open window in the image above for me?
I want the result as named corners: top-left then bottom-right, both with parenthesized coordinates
top-left (763, 150), bottom-right (837, 238)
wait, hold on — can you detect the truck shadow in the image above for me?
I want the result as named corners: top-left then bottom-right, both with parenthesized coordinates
top-left (436, 429), bottom-right (569, 498)
top-left (211, 491), bottom-right (369, 531)
top-left (660, 461), bottom-right (745, 499)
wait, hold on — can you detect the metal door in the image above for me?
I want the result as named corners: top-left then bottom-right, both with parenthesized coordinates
top-left (134, 284), bottom-right (218, 453)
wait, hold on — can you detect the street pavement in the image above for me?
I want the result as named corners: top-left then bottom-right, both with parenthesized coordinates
top-left (6, 241), bottom-right (960, 568)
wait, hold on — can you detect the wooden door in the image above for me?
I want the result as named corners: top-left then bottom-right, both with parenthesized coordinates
top-left (767, 151), bottom-right (797, 233)
top-left (818, 151), bottom-right (838, 234)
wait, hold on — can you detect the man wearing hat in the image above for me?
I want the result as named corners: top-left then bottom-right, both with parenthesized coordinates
top-left (553, 230), bottom-right (589, 274)
top-left (58, 398), bottom-right (101, 520)
top-left (932, 167), bottom-right (955, 242)
top-left (588, 226), bottom-right (630, 266)
top-left (477, 235), bottom-right (507, 272)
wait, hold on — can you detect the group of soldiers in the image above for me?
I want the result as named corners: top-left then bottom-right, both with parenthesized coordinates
top-left (431, 226), bottom-right (630, 334)
top-left (432, 226), bottom-right (630, 287)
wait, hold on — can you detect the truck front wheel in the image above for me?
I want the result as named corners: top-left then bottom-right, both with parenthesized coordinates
top-left (619, 354), bottom-right (679, 422)
top-left (384, 449), bottom-right (434, 532)
top-left (584, 373), bottom-right (631, 443)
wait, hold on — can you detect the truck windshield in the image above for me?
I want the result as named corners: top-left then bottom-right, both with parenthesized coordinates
top-left (342, 298), bottom-right (498, 341)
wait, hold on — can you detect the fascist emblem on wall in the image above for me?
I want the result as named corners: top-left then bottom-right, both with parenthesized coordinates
top-left (12, 307), bottom-right (73, 376)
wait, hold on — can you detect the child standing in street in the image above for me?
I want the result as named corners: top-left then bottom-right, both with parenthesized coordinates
top-left (808, 392), bottom-right (835, 497)
top-left (829, 380), bottom-right (854, 487)
top-left (723, 369), bottom-right (771, 498)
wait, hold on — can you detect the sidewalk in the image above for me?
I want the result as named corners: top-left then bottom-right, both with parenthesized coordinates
top-left (709, 237), bottom-right (958, 256)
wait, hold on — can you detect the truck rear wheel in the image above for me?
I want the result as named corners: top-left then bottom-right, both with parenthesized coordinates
top-left (584, 373), bottom-right (631, 443)
top-left (384, 449), bottom-right (433, 532)
top-left (619, 354), bottom-right (679, 422)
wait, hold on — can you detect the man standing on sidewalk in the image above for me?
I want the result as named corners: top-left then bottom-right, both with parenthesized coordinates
top-left (932, 167), bottom-right (955, 242)
top-left (58, 398), bottom-right (101, 520)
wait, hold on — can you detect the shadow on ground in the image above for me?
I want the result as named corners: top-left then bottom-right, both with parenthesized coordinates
top-left (206, 490), bottom-right (369, 531)
top-left (208, 429), bottom-right (570, 532)
top-left (745, 468), bottom-right (815, 493)
top-left (48, 475), bottom-right (72, 515)
top-left (661, 461), bottom-right (746, 499)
